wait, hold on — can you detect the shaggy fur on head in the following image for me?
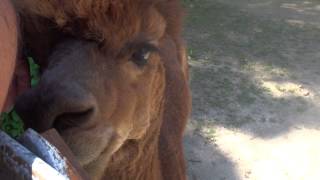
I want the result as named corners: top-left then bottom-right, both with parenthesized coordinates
top-left (14, 0), bottom-right (183, 51)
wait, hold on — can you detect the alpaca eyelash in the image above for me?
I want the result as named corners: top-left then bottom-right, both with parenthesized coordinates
top-left (117, 41), bottom-right (159, 60)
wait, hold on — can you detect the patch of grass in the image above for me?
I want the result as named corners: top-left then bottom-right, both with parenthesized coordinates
top-left (192, 120), bottom-right (218, 143)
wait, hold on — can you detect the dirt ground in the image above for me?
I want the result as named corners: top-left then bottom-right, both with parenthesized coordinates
top-left (183, 0), bottom-right (320, 180)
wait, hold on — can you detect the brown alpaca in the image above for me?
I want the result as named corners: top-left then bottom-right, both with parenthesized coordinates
top-left (13, 0), bottom-right (191, 179)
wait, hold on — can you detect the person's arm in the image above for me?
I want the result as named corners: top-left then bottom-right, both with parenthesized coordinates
top-left (0, 0), bottom-right (18, 111)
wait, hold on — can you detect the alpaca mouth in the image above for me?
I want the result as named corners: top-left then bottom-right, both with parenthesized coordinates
top-left (59, 125), bottom-right (117, 166)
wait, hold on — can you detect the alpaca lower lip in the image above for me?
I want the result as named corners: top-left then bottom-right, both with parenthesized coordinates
top-left (60, 126), bottom-right (116, 166)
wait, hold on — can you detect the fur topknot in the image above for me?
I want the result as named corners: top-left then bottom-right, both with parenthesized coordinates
top-left (13, 0), bottom-right (183, 48)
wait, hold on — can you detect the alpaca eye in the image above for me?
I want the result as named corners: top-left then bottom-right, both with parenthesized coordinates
top-left (132, 48), bottom-right (151, 67)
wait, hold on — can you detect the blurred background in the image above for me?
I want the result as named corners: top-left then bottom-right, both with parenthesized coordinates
top-left (182, 0), bottom-right (320, 179)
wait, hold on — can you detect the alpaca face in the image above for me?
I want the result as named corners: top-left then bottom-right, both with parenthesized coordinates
top-left (15, 2), bottom-right (168, 178)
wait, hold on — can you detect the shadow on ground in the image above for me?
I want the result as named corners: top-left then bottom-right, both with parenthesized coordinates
top-left (184, 0), bottom-right (320, 138)
top-left (184, 131), bottom-right (239, 180)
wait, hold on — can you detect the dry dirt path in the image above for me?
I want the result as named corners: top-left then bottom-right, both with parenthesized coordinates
top-left (183, 0), bottom-right (320, 180)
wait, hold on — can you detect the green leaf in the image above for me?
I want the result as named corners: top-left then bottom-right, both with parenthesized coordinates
top-left (0, 109), bottom-right (24, 138)
top-left (31, 77), bottom-right (40, 87)
top-left (11, 110), bottom-right (22, 122)
top-left (27, 57), bottom-right (41, 87)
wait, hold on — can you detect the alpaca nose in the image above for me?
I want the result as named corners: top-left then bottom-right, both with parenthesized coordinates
top-left (15, 82), bottom-right (96, 133)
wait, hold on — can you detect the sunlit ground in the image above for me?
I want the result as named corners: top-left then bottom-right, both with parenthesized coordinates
top-left (215, 127), bottom-right (320, 180)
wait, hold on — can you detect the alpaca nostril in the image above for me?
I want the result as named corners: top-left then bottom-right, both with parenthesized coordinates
top-left (53, 108), bottom-right (94, 132)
